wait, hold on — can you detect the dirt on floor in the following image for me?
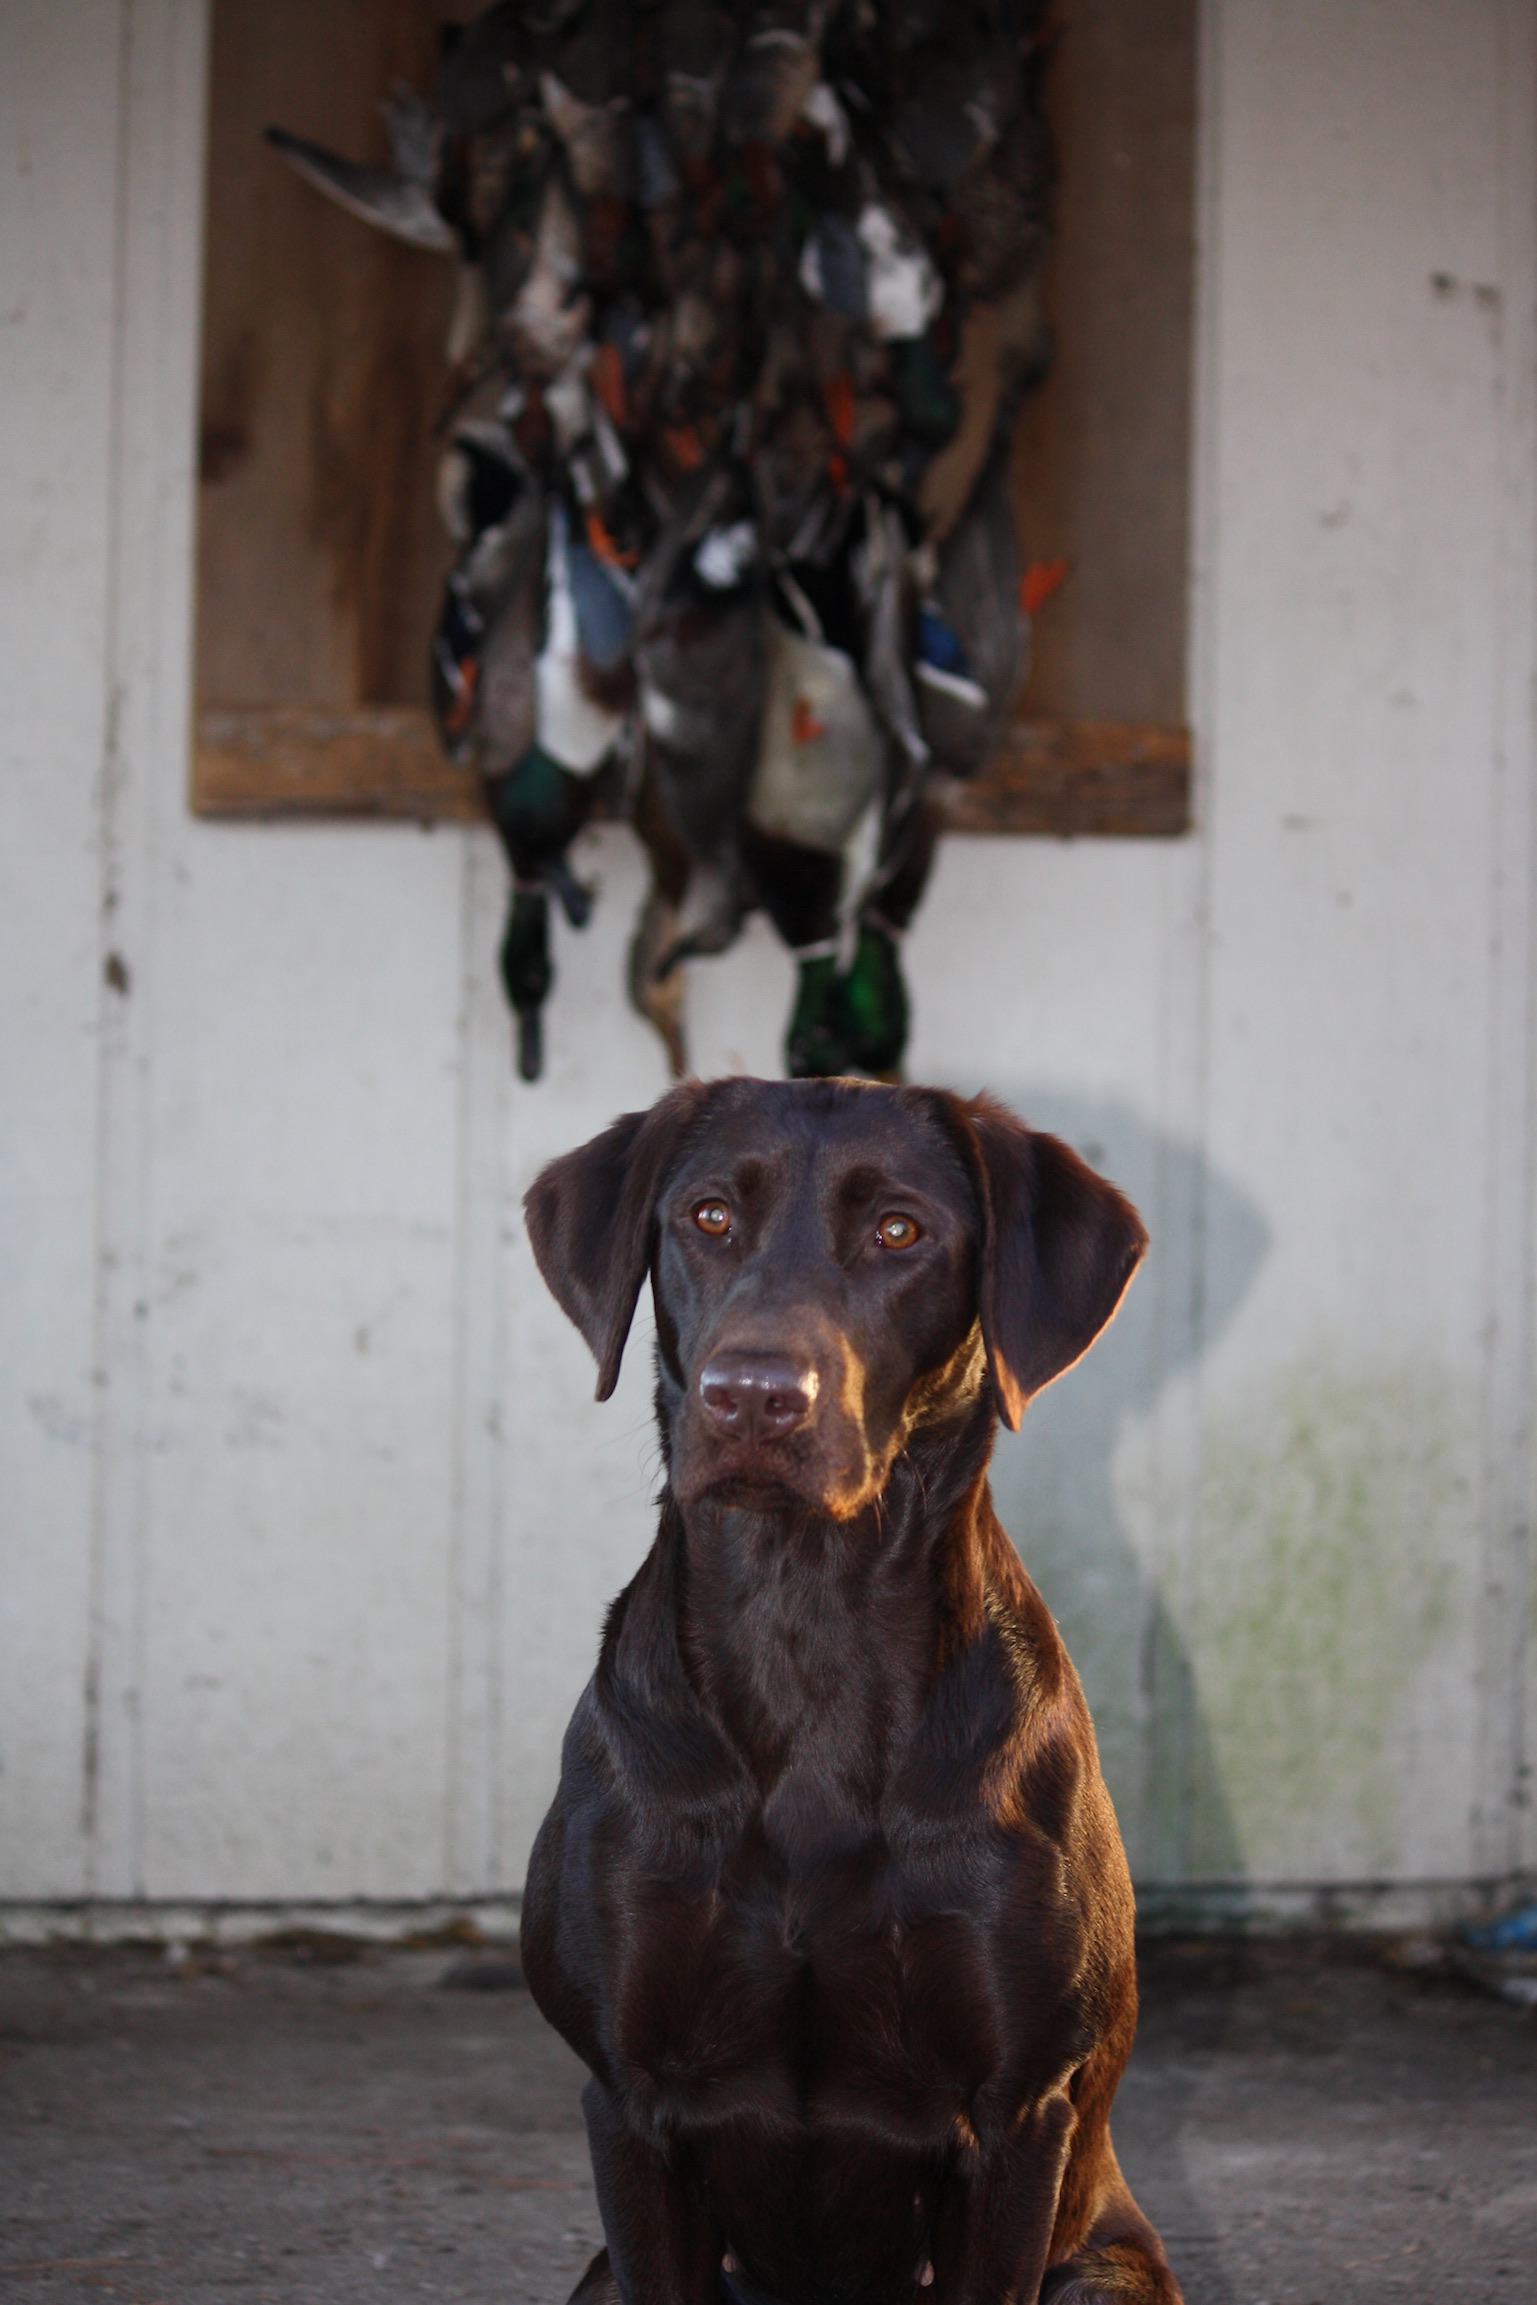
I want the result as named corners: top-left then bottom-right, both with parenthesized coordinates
top-left (1, 1931), bottom-right (1534, 2305)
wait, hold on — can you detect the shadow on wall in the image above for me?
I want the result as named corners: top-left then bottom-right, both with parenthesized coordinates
top-left (958, 1083), bottom-right (1272, 1897)
top-left (965, 1085), bottom-right (1269, 2305)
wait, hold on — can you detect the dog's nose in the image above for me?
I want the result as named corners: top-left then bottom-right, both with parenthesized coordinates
top-left (698, 1352), bottom-right (818, 1442)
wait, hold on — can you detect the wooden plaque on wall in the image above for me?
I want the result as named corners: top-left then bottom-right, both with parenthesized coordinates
top-left (191, 0), bottom-right (1195, 836)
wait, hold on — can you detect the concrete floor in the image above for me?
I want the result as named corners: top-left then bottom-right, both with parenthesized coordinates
top-left (1, 1934), bottom-right (1533, 2305)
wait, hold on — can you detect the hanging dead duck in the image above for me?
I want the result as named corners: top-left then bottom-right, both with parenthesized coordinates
top-left (633, 469), bottom-right (767, 975)
top-left (746, 583), bottom-right (885, 1077)
top-left (484, 499), bottom-right (633, 1080)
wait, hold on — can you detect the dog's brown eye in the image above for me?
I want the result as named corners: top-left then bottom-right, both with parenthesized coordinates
top-left (694, 1201), bottom-right (730, 1236)
top-left (876, 1213), bottom-right (920, 1250)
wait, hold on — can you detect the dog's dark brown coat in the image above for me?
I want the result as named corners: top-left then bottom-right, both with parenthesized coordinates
top-left (522, 1078), bottom-right (1182, 2305)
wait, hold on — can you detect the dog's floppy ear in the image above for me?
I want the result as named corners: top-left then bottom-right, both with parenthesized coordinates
top-left (943, 1092), bottom-right (1148, 1431)
top-left (524, 1081), bottom-right (712, 1400)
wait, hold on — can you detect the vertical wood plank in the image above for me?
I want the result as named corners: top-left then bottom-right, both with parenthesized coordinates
top-left (0, 0), bottom-right (124, 1902)
top-left (194, 0), bottom-right (455, 710)
top-left (1474, 0), bottom-right (1537, 1887)
top-left (87, 0), bottom-right (212, 1896)
top-left (1012, 0), bottom-right (1197, 725)
top-left (444, 826), bottom-right (514, 1896)
top-left (1187, 0), bottom-right (1536, 1890)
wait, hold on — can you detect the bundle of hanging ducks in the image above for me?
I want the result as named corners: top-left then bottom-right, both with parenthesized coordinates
top-left (270, 0), bottom-right (1051, 1080)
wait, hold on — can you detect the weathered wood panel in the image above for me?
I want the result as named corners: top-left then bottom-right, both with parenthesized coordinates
top-left (192, 0), bottom-right (1196, 820)
top-left (942, 720), bottom-right (1190, 837)
top-left (193, 705), bottom-right (1192, 834)
top-left (10, 0), bottom-right (1537, 1933)
top-left (194, 0), bottom-right (457, 712)
top-left (194, 705), bottom-right (477, 818)
top-left (1011, 0), bottom-right (1196, 725)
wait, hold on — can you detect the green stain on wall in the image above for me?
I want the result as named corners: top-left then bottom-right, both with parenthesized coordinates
top-left (1191, 1351), bottom-right (1475, 1879)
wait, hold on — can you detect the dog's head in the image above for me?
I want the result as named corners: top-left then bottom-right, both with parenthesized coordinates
top-left (525, 1078), bottom-right (1146, 1518)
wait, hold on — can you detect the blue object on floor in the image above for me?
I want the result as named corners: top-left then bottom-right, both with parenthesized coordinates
top-left (1463, 1898), bottom-right (1537, 1950)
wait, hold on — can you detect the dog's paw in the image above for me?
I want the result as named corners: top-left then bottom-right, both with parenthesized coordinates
top-left (567, 2247), bottom-right (620, 2305)
top-left (1039, 2244), bottom-right (1181, 2303)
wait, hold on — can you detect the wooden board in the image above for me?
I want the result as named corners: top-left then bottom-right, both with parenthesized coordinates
top-left (194, 0), bottom-right (458, 715)
top-left (941, 720), bottom-right (1190, 837)
top-left (194, 706), bottom-right (479, 818)
top-left (191, 0), bottom-right (1195, 828)
top-left (194, 706), bottom-right (1191, 836)
top-left (1011, 0), bottom-right (1197, 726)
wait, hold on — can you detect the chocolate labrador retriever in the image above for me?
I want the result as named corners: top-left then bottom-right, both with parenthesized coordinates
top-left (521, 1077), bottom-right (1181, 2305)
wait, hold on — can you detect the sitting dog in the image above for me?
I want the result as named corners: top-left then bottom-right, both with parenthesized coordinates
top-left (521, 1077), bottom-right (1182, 2305)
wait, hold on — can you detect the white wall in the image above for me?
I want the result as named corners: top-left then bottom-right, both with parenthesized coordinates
top-left (2, 0), bottom-right (1534, 1930)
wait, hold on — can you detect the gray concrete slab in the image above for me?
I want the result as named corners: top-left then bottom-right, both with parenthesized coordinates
top-left (1, 1936), bottom-right (1533, 2304)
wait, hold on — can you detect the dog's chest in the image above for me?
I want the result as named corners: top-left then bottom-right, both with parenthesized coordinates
top-left (613, 1814), bottom-right (1060, 2141)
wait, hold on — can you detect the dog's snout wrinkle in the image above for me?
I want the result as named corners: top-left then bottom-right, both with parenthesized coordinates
top-left (699, 1351), bottom-right (819, 1443)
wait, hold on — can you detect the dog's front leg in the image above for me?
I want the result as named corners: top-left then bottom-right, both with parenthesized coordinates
top-left (928, 2093), bottom-right (1076, 2305)
top-left (576, 2078), bottom-right (722, 2305)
